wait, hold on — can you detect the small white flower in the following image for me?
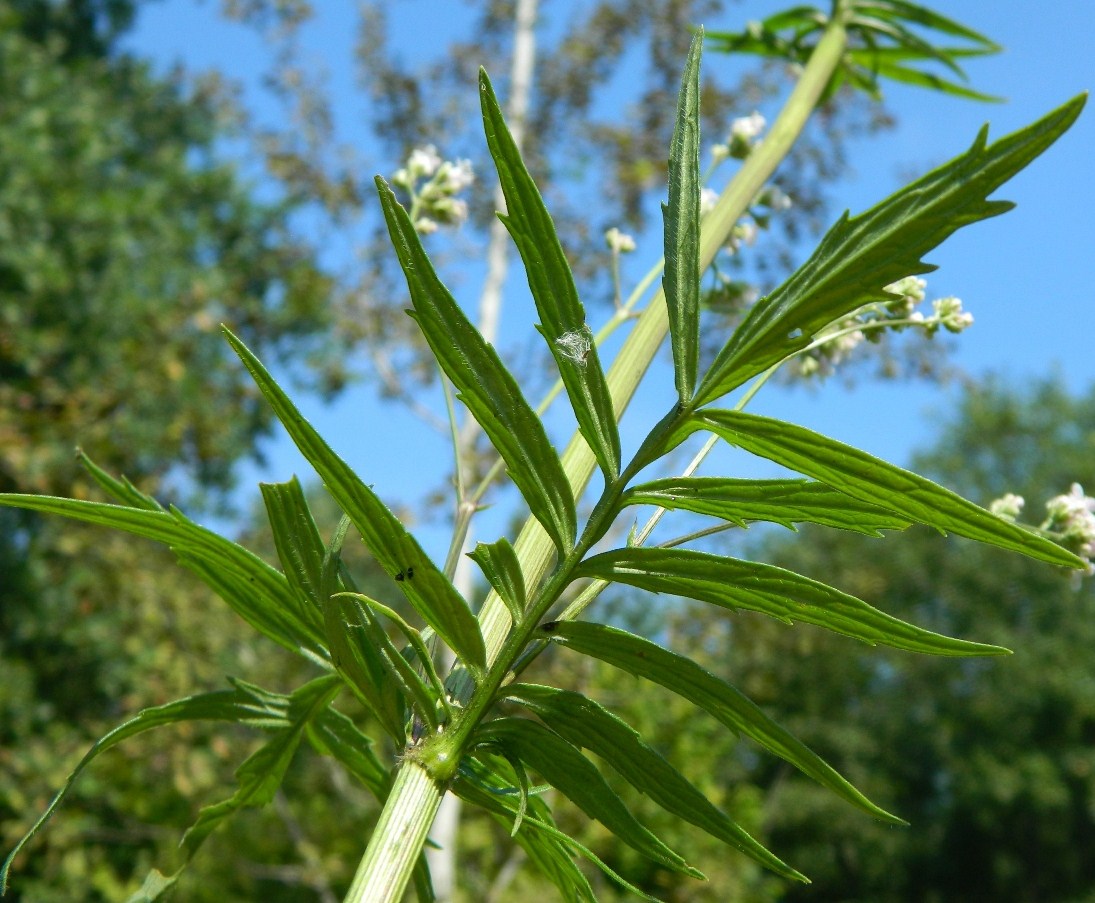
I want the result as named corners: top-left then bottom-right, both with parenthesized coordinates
top-left (730, 111), bottom-right (766, 142)
top-left (884, 276), bottom-right (927, 317)
top-left (1042, 483), bottom-right (1095, 582)
top-left (734, 221), bottom-right (758, 244)
top-left (413, 216), bottom-right (439, 235)
top-left (727, 111), bottom-right (766, 159)
top-left (1045, 483), bottom-right (1095, 525)
top-left (437, 158), bottom-right (475, 193)
top-left (700, 187), bottom-right (719, 215)
top-left (989, 493), bottom-right (1025, 522)
top-left (886, 276), bottom-right (927, 304)
top-left (431, 196), bottom-right (469, 224)
top-left (407, 144), bottom-right (441, 179)
top-left (757, 185), bottom-right (792, 211)
top-left (933, 296), bottom-right (973, 333)
top-left (710, 142), bottom-right (730, 163)
top-left (604, 227), bottom-right (636, 254)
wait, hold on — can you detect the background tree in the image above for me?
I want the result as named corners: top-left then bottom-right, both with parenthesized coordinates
top-left (0, 1), bottom-right (351, 897)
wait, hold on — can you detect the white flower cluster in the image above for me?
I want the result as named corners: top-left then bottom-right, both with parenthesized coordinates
top-left (990, 483), bottom-right (1095, 583)
top-left (712, 111), bottom-right (767, 161)
top-left (1042, 484), bottom-right (1095, 578)
top-left (391, 144), bottom-right (474, 234)
top-left (789, 277), bottom-right (975, 380)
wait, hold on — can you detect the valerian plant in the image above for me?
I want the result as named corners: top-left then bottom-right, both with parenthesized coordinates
top-left (1, 2), bottom-right (1089, 901)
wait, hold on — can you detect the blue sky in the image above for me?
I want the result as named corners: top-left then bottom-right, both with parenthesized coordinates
top-left (124, 1), bottom-right (1095, 552)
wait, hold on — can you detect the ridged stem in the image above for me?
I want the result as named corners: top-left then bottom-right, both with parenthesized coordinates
top-left (342, 762), bottom-right (444, 903)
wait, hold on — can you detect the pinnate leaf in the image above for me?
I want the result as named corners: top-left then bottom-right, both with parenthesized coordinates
top-left (662, 31), bottom-right (702, 404)
top-left (694, 94), bottom-right (1085, 404)
top-left (224, 327), bottom-right (487, 671)
top-left (624, 476), bottom-right (911, 535)
top-left (376, 177), bottom-right (577, 554)
top-left (178, 675), bottom-right (342, 858)
top-left (687, 409), bottom-right (1086, 569)
top-left (577, 546), bottom-right (1008, 656)
top-left (480, 70), bottom-right (621, 481)
top-left (475, 717), bottom-right (702, 878)
top-left (1, 679), bottom-right (315, 894)
top-left (506, 683), bottom-right (806, 881)
top-left (0, 493), bottom-right (324, 655)
top-left (260, 477), bottom-right (327, 610)
top-left (455, 756), bottom-right (637, 903)
top-left (468, 537), bottom-right (526, 624)
top-left (541, 620), bottom-right (903, 825)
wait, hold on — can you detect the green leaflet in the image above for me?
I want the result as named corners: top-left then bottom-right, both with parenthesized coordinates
top-left (468, 537), bottom-right (526, 624)
top-left (306, 706), bottom-right (391, 802)
top-left (323, 592), bottom-right (408, 743)
top-left (0, 679), bottom-right (312, 894)
top-left (693, 93), bottom-right (1085, 405)
top-left (577, 547), bottom-right (1007, 656)
top-left (506, 683), bottom-right (806, 882)
top-left (375, 177), bottom-right (577, 555)
top-left (335, 591), bottom-right (451, 730)
top-left (474, 717), bottom-right (703, 879)
top-left (177, 676), bottom-right (343, 860)
top-left (687, 410), bottom-right (1086, 569)
top-left (479, 70), bottom-right (621, 482)
top-left (77, 448), bottom-right (164, 511)
top-left (0, 493), bottom-right (324, 656)
top-left (224, 328), bottom-right (487, 672)
top-left (662, 31), bottom-right (702, 404)
top-left (260, 477), bottom-right (327, 610)
top-left (541, 620), bottom-right (904, 825)
top-left (624, 476), bottom-right (912, 535)
top-left (455, 756), bottom-right (650, 903)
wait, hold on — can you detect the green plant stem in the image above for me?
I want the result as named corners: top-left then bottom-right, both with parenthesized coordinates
top-left (347, 19), bottom-right (849, 902)
top-left (476, 18), bottom-right (850, 666)
top-left (342, 761), bottom-right (444, 903)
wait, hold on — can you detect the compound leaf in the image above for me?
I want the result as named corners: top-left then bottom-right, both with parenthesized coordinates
top-left (224, 327), bottom-right (487, 672)
top-left (542, 620), bottom-right (903, 825)
top-left (688, 410), bottom-right (1086, 569)
top-left (480, 69), bottom-right (620, 481)
top-left (577, 546), bottom-right (1008, 656)
top-left (376, 177), bottom-right (576, 555)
